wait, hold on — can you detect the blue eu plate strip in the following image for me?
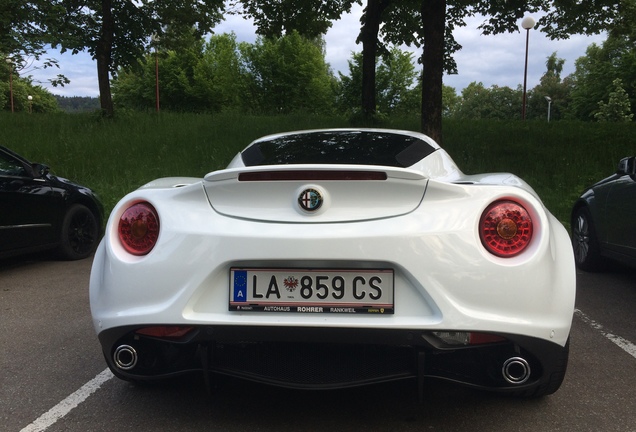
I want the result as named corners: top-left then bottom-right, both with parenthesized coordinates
top-left (233, 270), bottom-right (247, 302)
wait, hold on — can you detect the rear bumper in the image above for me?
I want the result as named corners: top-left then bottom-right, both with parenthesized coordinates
top-left (100, 325), bottom-right (569, 395)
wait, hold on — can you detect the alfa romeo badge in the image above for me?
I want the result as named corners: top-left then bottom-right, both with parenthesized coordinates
top-left (298, 188), bottom-right (323, 212)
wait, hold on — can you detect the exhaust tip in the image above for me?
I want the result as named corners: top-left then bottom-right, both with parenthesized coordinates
top-left (114, 345), bottom-right (138, 370)
top-left (502, 357), bottom-right (530, 384)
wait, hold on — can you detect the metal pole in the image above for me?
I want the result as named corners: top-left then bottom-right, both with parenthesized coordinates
top-left (8, 64), bottom-right (14, 113)
top-left (522, 28), bottom-right (530, 120)
top-left (155, 47), bottom-right (160, 113)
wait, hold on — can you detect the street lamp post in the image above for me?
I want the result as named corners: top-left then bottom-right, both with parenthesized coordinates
top-left (521, 16), bottom-right (535, 120)
top-left (5, 57), bottom-right (14, 113)
top-left (151, 34), bottom-right (160, 113)
top-left (28, 95), bottom-right (33, 114)
top-left (545, 96), bottom-right (552, 122)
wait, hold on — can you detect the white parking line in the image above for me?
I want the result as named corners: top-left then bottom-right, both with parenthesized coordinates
top-left (19, 369), bottom-right (114, 432)
top-left (575, 308), bottom-right (636, 359)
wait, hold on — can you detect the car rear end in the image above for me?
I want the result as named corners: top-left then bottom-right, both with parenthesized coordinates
top-left (90, 130), bottom-right (575, 397)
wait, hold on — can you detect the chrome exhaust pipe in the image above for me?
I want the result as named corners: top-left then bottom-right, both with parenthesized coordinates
top-left (113, 345), bottom-right (138, 370)
top-left (502, 357), bottom-right (530, 384)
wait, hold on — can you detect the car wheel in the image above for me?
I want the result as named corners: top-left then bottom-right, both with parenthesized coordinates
top-left (58, 204), bottom-right (100, 260)
top-left (571, 206), bottom-right (606, 271)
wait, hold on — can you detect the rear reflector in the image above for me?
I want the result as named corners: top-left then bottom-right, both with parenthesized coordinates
top-left (432, 331), bottom-right (507, 346)
top-left (135, 326), bottom-right (195, 338)
top-left (238, 171), bottom-right (388, 181)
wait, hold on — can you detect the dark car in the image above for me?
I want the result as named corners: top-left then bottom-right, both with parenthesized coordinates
top-left (571, 156), bottom-right (636, 271)
top-left (0, 146), bottom-right (103, 260)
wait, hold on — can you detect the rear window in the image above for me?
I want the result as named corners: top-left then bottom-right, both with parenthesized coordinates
top-left (241, 130), bottom-right (437, 168)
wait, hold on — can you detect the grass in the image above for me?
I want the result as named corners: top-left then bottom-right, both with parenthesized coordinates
top-left (2, 112), bottom-right (635, 229)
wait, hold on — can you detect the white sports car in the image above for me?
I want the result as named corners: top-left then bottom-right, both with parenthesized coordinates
top-left (90, 129), bottom-right (575, 397)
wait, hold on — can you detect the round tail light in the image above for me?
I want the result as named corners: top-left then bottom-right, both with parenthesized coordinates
top-left (480, 200), bottom-right (533, 257)
top-left (118, 202), bottom-right (160, 255)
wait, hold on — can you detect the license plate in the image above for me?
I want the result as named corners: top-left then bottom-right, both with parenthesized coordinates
top-left (229, 268), bottom-right (394, 314)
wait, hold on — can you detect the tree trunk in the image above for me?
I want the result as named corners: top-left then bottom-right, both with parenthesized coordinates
top-left (96, 0), bottom-right (115, 117)
top-left (420, 0), bottom-right (445, 144)
top-left (359, 0), bottom-right (390, 118)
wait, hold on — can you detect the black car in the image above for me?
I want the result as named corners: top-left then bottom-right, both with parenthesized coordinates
top-left (0, 146), bottom-right (103, 260)
top-left (571, 156), bottom-right (636, 271)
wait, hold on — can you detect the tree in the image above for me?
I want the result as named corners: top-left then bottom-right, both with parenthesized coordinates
top-left (113, 32), bottom-right (335, 115)
top-left (453, 82), bottom-right (522, 120)
top-left (192, 33), bottom-right (245, 112)
top-left (540, 1), bottom-right (635, 121)
top-left (113, 31), bottom-right (207, 112)
top-left (0, 62), bottom-right (59, 113)
top-left (540, 0), bottom-right (636, 39)
top-left (419, 0), bottom-right (446, 142)
top-left (232, 0), bottom-right (359, 113)
top-left (441, 85), bottom-right (460, 117)
top-left (48, 0), bottom-right (225, 117)
top-left (237, 0), bottom-right (551, 139)
top-left (337, 48), bottom-right (419, 116)
top-left (55, 96), bottom-right (100, 112)
top-left (375, 0), bottom-right (548, 141)
top-left (376, 49), bottom-right (420, 114)
top-left (595, 78), bottom-right (634, 122)
top-left (1, 0), bottom-right (69, 89)
top-left (569, 33), bottom-right (636, 120)
top-left (358, 0), bottom-right (391, 118)
top-left (239, 32), bottom-right (336, 114)
top-left (379, 0), bottom-right (635, 137)
top-left (114, 31), bottom-right (246, 113)
top-left (526, 52), bottom-right (573, 121)
top-left (235, 0), bottom-right (356, 38)
top-left (0, 0), bottom-right (46, 57)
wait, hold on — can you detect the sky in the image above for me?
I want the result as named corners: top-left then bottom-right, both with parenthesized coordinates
top-left (31, 4), bottom-right (606, 98)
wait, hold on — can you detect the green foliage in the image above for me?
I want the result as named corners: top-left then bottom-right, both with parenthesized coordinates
top-left (441, 85), bottom-right (461, 117)
top-left (113, 31), bottom-right (337, 115)
top-left (234, 0), bottom-right (355, 38)
top-left (450, 42), bottom-right (631, 123)
top-left (0, 71), bottom-right (59, 113)
top-left (453, 82), bottom-right (522, 120)
top-left (336, 49), bottom-right (420, 116)
top-left (540, 0), bottom-right (634, 39)
top-left (192, 33), bottom-right (245, 112)
top-left (113, 34), bottom-right (207, 112)
top-left (55, 96), bottom-right (100, 113)
top-left (49, 0), bottom-right (224, 72)
top-left (1, 0), bottom-right (69, 89)
top-left (376, 49), bottom-right (420, 114)
top-left (525, 53), bottom-right (573, 121)
top-left (239, 32), bottom-right (336, 114)
top-left (0, 0), bottom-right (53, 59)
top-left (42, 0), bottom-right (225, 115)
top-left (570, 33), bottom-right (636, 120)
top-left (595, 78), bottom-right (634, 122)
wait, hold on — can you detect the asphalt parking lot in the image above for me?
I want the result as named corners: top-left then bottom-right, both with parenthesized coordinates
top-left (1, 255), bottom-right (635, 432)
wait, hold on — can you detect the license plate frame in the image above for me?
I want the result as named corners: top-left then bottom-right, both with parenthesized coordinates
top-left (229, 268), bottom-right (394, 314)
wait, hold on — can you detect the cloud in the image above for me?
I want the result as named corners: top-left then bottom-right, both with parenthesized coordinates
top-left (31, 8), bottom-right (605, 98)
top-left (444, 15), bottom-right (605, 93)
top-left (32, 50), bottom-right (99, 97)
